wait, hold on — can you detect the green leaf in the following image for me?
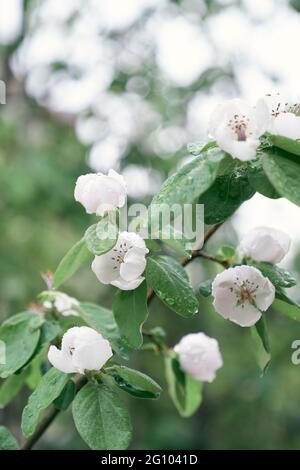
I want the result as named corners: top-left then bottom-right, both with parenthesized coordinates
top-left (251, 316), bottom-right (271, 374)
top-left (165, 356), bottom-right (202, 417)
top-left (25, 355), bottom-right (43, 390)
top-left (268, 133), bottom-right (300, 156)
top-left (146, 256), bottom-right (199, 317)
top-left (113, 282), bottom-right (148, 350)
top-left (54, 380), bottom-right (76, 410)
top-left (187, 140), bottom-right (217, 156)
top-left (107, 365), bottom-right (161, 399)
top-left (0, 426), bottom-right (19, 450)
top-left (145, 239), bottom-right (161, 252)
top-left (262, 148), bottom-right (300, 206)
top-left (216, 245), bottom-right (236, 261)
top-left (53, 238), bottom-right (91, 289)
top-left (150, 148), bottom-right (225, 216)
top-left (72, 383), bottom-right (132, 450)
top-left (0, 313), bottom-right (42, 379)
top-left (199, 163), bottom-right (255, 224)
top-left (77, 303), bottom-right (130, 359)
top-left (21, 368), bottom-right (70, 438)
top-left (197, 279), bottom-right (213, 298)
top-left (0, 368), bottom-right (29, 407)
top-left (159, 225), bottom-right (192, 258)
top-left (255, 316), bottom-right (270, 354)
top-left (248, 159), bottom-right (280, 199)
top-left (35, 320), bottom-right (61, 354)
top-left (273, 298), bottom-right (300, 322)
top-left (248, 261), bottom-right (296, 289)
top-left (84, 216), bottom-right (118, 256)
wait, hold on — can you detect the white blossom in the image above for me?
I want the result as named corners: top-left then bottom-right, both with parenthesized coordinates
top-left (208, 98), bottom-right (269, 161)
top-left (239, 226), bottom-right (290, 264)
top-left (74, 169), bottom-right (127, 217)
top-left (91, 231), bottom-right (148, 291)
top-left (43, 291), bottom-right (79, 317)
top-left (259, 93), bottom-right (300, 140)
top-left (212, 265), bottom-right (275, 327)
top-left (174, 332), bottom-right (223, 383)
top-left (48, 326), bottom-right (112, 374)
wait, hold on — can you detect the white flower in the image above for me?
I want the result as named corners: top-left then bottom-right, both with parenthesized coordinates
top-left (259, 93), bottom-right (300, 140)
top-left (44, 292), bottom-right (79, 317)
top-left (74, 169), bottom-right (127, 217)
top-left (91, 231), bottom-right (149, 291)
top-left (48, 326), bottom-right (113, 374)
top-left (212, 265), bottom-right (275, 327)
top-left (239, 226), bottom-right (290, 264)
top-left (174, 332), bottom-right (223, 383)
top-left (208, 98), bottom-right (269, 161)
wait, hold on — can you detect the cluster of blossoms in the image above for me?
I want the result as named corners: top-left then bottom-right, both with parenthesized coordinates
top-left (209, 93), bottom-right (300, 161)
top-left (47, 127), bottom-right (291, 385)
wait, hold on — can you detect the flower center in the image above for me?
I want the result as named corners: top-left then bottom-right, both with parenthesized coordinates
top-left (110, 241), bottom-right (133, 270)
top-left (230, 278), bottom-right (259, 308)
top-left (227, 114), bottom-right (251, 141)
top-left (69, 347), bottom-right (75, 356)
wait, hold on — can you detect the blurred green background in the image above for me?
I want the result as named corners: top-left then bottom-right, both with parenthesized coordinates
top-left (1, 0), bottom-right (300, 450)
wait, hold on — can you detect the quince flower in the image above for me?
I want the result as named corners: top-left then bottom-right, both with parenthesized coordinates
top-left (212, 265), bottom-right (275, 327)
top-left (74, 170), bottom-right (127, 217)
top-left (239, 226), bottom-right (290, 264)
top-left (174, 332), bottom-right (223, 383)
top-left (208, 98), bottom-right (269, 161)
top-left (91, 231), bottom-right (149, 291)
top-left (48, 326), bottom-right (112, 374)
top-left (43, 291), bottom-right (79, 317)
top-left (259, 93), bottom-right (300, 140)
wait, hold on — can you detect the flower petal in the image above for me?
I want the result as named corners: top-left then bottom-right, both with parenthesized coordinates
top-left (111, 276), bottom-right (145, 291)
top-left (91, 253), bottom-right (119, 284)
top-left (48, 346), bottom-right (76, 374)
top-left (120, 251), bottom-right (146, 282)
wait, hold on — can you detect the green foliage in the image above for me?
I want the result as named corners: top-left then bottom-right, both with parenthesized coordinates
top-left (107, 365), bottom-right (161, 399)
top-left (262, 148), bottom-right (300, 206)
top-left (146, 256), bottom-right (198, 317)
top-left (0, 369), bottom-right (29, 407)
top-left (150, 148), bottom-right (225, 218)
top-left (248, 261), bottom-right (296, 289)
top-left (77, 302), bottom-right (130, 358)
top-left (248, 160), bottom-right (280, 199)
top-left (165, 355), bottom-right (202, 418)
top-left (113, 282), bottom-right (148, 349)
top-left (251, 316), bottom-right (271, 374)
top-left (0, 426), bottom-right (19, 450)
top-left (21, 368), bottom-right (70, 438)
top-left (72, 383), bottom-right (132, 450)
top-left (268, 133), bottom-right (300, 156)
top-left (273, 299), bottom-right (300, 322)
top-left (54, 380), bottom-right (76, 410)
top-left (197, 279), bottom-right (213, 298)
top-left (199, 161), bottom-right (255, 224)
top-left (53, 238), bottom-right (91, 289)
top-left (0, 313), bottom-right (42, 379)
top-left (84, 216), bottom-right (118, 256)
top-left (159, 225), bottom-right (192, 258)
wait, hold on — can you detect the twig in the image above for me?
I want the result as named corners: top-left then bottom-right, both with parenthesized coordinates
top-left (21, 376), bottom-right (86, 450)
top-left (22, 223), bottom-right (224, 450)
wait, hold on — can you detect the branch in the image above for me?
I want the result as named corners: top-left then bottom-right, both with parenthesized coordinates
top-left (22, 223), bottom-right (224, 450)
top-left (21, 376), bottom-right (86, 450)
top-left (147, 222), bottom-right (224, 302)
